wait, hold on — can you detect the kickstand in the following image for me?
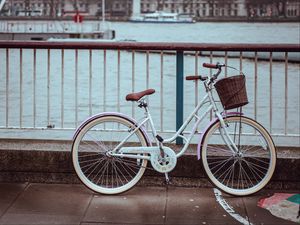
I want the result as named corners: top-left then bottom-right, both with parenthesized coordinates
top-left (164, 173), bottom-right (171, 185)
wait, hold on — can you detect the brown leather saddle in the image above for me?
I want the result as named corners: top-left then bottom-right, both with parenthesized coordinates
top-left (125, 89), bottom-right (155, 101)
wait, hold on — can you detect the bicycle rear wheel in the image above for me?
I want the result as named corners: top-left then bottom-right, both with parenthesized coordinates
top-left (201, 116), bottom-right (276, 196)
top-left (72, 114), bottom-right (149, 194)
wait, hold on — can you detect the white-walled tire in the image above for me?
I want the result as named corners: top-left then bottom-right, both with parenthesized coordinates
top-left (72, 115), bottom-right (149, 195)
top-left (201, 116), bottom-right (276, 196)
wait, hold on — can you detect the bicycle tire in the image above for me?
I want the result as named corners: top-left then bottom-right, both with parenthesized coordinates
top-left (201, 116), bottom-right (276, 196)
top-left (72, 113), bottom-right (149, 194)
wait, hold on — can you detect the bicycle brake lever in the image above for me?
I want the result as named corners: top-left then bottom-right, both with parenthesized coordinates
top-left (216, 62), bottom-right (226, 68)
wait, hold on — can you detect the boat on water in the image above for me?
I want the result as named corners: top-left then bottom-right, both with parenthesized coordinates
top-left (130, 11), bottom-right (196, 23)
top-left (0, 0), bottom-right (115, 41)
top-left (0, 20), bottom-right (115, 41)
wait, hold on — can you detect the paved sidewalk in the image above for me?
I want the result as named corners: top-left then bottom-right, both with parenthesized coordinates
top-left (0, 182), bottom-right (298, 225)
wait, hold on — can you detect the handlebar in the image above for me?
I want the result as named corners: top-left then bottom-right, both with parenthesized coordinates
top-left (202, 62), bottom-right (226, 84)
top-left (202, 63), bottom-right (225, 69)
top-left (186, 63), bottom-right (240, 85)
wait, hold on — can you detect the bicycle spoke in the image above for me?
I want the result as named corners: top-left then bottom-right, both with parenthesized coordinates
top-left (224, 162), bottom-right (235, 188)
top-left (206, 145), bottom-right (234, 156)
top-left (243, 155), bottom-right (270, 164)
top-left (240, 162), bottom-right (255, 188)
top-left (209, 156), bottom-right (234, 175)
top-left (244, 161), bottom-right (268, 180)
top-left (114, 161), bottom-right (130, 184)
top-left (244, 161), bottom-right (263, 184)
top-left (91, 160), bottom-right (107, 180)
top-left (95, 161), bottom-right (110, 185)
top-left (242, 145), bottom-right (269, 157)
top-left (80, 157), bottom-right (103, 171)
top-left (114, 157), bottom-right (147, 170)
top-left (217, 159), bottom-right (235, 183)
top-left (112, 160), bottom-right (123, 187)
top-left (78, 152), bottom-right (102, 158)
top-left (84, 132), bottom-right (109, 152)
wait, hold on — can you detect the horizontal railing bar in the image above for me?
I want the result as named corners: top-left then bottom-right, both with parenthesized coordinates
top-left (0, 41), bottom-right (299, 52)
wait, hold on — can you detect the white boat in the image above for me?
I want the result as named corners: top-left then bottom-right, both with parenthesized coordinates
top-left (130, 11), bottom-right (195, 23)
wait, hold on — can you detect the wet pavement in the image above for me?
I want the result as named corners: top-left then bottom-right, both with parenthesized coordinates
top-left (0, 182), bottom-right (298, 225)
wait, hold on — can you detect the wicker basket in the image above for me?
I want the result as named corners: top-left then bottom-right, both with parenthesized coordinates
top-left (214, 75), bottom-right (248, 110)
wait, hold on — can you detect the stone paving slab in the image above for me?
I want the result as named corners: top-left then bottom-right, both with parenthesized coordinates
top-left (84, 187), bottom-right (166, 224)
top-left (165, 187), bottom-right (242, 225)
top-left (0, 183), bottom-right (28, 217)
top-left (0, 183), bottom-right (92, 225)
top-left (0, 182), bottom-right (298, 225)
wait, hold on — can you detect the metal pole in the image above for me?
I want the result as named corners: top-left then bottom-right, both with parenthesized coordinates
top-left (176, 51), bottom-right (184, 145)
top-left (102, 0), bottom-right (105, 24)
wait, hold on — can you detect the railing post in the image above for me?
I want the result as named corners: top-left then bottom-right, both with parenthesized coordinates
top-left (176, 51), bottom-right (184, 145)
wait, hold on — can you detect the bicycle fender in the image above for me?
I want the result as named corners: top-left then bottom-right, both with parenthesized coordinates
top-left (197, 112), bottom-right (243, 160)
top-left (72, 112), bottom-right (151, 146)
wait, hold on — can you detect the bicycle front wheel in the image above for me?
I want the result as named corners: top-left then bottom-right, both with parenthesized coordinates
top-left (72, 114), bottom-right (149, 194)
top-left (201, 116), bottom-right (276, 196)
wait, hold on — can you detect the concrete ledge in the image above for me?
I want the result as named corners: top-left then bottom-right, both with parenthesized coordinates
top-left (0, 139), bottom-right (299, 190)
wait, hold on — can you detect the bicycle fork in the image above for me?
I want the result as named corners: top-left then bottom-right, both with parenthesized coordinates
top-left (207, 85), bottom-right (240, 155)
top-left (218, 117), bottom-right (240, 155)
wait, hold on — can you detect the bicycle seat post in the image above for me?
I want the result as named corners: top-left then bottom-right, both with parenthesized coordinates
top-left (138, 98), bottom-right (148, 109)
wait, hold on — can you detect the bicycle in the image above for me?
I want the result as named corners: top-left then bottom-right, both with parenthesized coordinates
top-left (71, 62), bottom-right (276, 196)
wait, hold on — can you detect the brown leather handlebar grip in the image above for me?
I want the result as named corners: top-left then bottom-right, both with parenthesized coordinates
top-left (202, 63), bottom-right (218, 69)
top-left (186, 76), bottom-right (200, 81)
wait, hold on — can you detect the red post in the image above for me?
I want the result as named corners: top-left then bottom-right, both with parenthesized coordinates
top-left (73, 11), bottom-right (83, 23)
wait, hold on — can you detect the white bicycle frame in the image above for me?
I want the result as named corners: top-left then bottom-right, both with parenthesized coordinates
top-left (111, 80), bottom-right (239, 161)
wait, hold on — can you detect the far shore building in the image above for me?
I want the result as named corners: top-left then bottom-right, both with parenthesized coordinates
top-left (0, 0), bottom-right (299, 19)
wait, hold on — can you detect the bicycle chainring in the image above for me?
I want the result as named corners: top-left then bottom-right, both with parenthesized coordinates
top-left (150, 146), bottom-right (177, 173)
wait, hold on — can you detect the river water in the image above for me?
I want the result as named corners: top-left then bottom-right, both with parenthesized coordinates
top-left (110, 22), bottom-right (300, 44)
top-left (0, 22), bottom-right (299, 143)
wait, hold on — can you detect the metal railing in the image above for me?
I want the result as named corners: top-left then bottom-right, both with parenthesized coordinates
top-left (0, 41), bottom-right (299, 146)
